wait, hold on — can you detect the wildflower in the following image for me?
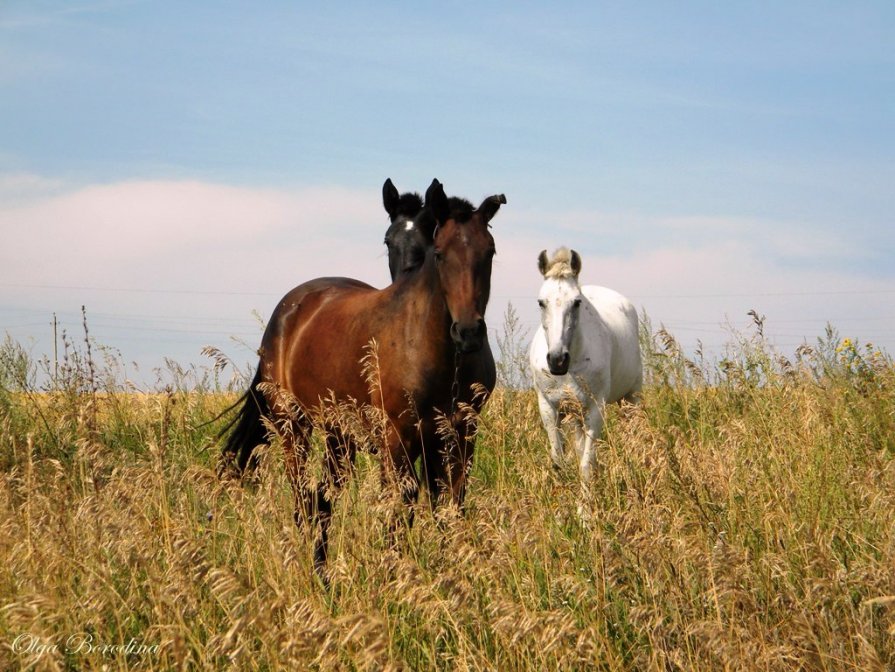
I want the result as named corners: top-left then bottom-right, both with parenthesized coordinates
top-left (836, 338), bottom-right (853, 354)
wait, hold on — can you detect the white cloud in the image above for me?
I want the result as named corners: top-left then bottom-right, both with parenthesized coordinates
top-left (2, 178), bottom-right (893, 382)
top-left (511, 208), bottom-right (865, 263)
top-left (0, 172), bottom-right (66, 203)
top-left (489, 223), bottom-right (895, 358)
top-left (1, 179), bottom-right (390, 291)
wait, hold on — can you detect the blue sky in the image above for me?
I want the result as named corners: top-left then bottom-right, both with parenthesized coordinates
top-left (1, 1), bottom-right (893, 384)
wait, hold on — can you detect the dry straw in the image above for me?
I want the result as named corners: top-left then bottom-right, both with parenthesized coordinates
top-left (0, 312), bottom-right (893, 670)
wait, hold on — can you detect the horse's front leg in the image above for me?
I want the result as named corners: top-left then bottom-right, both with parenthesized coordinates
top-left (448, 428), bottom-right (476, 511)
top-left (381, 428), bottom-right (421, 545)
top-left (578, 399), bottom-right (606, 483)
top-left (536, 388), bottom-right (564, 469)
top-left (574, 398), bottom-right (607, 522)
top-left (427, 414), bottom-right (477, 514)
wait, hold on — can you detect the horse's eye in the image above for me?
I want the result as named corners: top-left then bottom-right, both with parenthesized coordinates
top-left (538, 299), bottom-right (546, 309)
top-left (434, 250), bottom-right (444, 262)
top-left (573, 299), bottom-right (582, 309)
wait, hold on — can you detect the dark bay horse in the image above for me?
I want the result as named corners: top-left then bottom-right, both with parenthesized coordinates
top-left (382, 178), bottom-right (428, 280)
top-left (221, 179), bottom-right (504, 570)
top-left (381, 178), bottom-right (500, 506)
top-left (383, 178), bottom-right (501, 491)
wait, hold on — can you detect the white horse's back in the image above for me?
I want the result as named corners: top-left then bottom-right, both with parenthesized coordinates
top-left (581, 285), bottom-right (642, 402)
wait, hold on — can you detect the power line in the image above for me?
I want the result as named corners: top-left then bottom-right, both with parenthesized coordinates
top-left (497, 289), bottom-right (895, 301)
top-left (1, 306), bottom-right (261, 326)
top-left (6, 282), bottom-right (895, 300)
top-left (631, 290), bottom-right (895, 299)
top-left (0, 282), bottom-right (277, 297)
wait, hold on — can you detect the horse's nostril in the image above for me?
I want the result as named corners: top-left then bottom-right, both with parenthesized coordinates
top-left (547, 350), bottom-right (571, 375)
top-left (451, 321), bottom-right (486, 353)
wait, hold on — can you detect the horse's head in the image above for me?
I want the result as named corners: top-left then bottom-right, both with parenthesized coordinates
top-left (382, 178), bottom-right (430, 280)
top-left (425, 179), bottom-right (505, 354)
top-left (537, 247), bottom-right (584, 375)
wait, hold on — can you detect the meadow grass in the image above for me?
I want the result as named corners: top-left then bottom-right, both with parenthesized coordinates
top-left (0, 319), bottom-right (893, 670)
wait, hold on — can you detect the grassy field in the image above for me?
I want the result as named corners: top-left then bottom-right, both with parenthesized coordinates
top-left (1, 318), bottom-right (894, 670)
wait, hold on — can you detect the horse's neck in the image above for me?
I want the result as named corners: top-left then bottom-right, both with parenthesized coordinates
top-left (570, 292), bottom-right (601, 359)
top-left (389, 257), bottom-right (453, 352)
top-left (568, 311), bottom-right (588, 359)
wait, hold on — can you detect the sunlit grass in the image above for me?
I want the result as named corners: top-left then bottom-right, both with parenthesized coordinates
top-left (1, 318), bottom-right (893, 670)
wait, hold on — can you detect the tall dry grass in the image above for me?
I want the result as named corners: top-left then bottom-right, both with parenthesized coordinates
top-left (0, 314), bottom-right (893, 670)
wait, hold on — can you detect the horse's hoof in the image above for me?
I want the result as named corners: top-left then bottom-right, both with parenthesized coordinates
top-left (576, 502), bottom-right (594, 528)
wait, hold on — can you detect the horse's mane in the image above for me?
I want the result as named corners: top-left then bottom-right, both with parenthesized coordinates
top-left (447, 196), bottom-right (475, 223)
top-left (543, 247), bottom-right (578, 279)
top-left (394, 192), bottom-right (424, 218)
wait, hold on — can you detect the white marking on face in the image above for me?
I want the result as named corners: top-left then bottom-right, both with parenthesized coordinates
top-left (404, 220), bottom-right (414, 231)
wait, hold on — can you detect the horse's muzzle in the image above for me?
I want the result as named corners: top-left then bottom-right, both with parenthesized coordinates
top-left (547, 351), bottom-right (570, 376)
top-left (451, 319), bottom-right (486, 353)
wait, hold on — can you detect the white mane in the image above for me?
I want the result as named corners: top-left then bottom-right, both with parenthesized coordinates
top-left (543, 247), bottom-right (578, 280)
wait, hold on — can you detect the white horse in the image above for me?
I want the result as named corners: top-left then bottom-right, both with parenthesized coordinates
top-left (529, 247), bottom-right (642, 486)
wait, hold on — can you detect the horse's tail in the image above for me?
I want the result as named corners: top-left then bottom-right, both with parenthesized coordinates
top-left (220, 366), bottom-right (270, 475)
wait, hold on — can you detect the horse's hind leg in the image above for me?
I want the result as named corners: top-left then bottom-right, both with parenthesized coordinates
top-left (312, 427), bottom-right (357, 573)
top-left (621, 389), bottom-right (641, 406)
top-left (280, 415), bottom-right (316, 528)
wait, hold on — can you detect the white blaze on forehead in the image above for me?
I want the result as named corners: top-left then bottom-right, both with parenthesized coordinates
top-left (539, 277), bottom-right (580, 304)
top-left (404, 220), bottom-right (414, 231)
top-left (539, 277), bottom-right (582, 351)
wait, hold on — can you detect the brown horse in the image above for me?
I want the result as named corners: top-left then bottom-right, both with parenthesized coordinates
top-left (221, 179), bottom-right (504, 571)
top-left (381, 180), bottom-right (500, 487)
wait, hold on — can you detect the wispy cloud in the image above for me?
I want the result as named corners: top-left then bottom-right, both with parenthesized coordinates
top-left (490, 224), bottom-right (895, 357)
top-left (0, 172), bottom-right (66, 202)
top-left (1, 179), bottom-right (389, 293)
top-left (3, 177), bottom-right (894, 375)
top-left (510, 208), bottom-right (867, 266)
top-left (0, 0), bottom-right (144, 29)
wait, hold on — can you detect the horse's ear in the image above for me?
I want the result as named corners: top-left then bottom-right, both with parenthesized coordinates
top-left (537, 250), bottom-right (549, 276)
top-left (382, 178), bottom-right (399, 218)
top-left (425, 178), bottom-right (449, 224)
top-left (570, 250), bottom-right (582, 276)
top-left (478, 194), bottom-right (507, 225)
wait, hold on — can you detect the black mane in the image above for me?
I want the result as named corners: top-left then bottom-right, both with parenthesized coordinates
top-left (447, 196), bottom-right (475, 223)
top-left (394, 192), bottom-right (424, 219)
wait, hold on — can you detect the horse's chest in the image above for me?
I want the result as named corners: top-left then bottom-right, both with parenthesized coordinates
top-left (537, 362), bottom-right (607, 404)
top-left (539, 376), bottom-right (587, 404)
top-left (373, 344), bottom-right (445, 405)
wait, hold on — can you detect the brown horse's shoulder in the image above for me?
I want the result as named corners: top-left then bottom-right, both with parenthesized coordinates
top-left (259, 279), bottom-right (377, 376)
